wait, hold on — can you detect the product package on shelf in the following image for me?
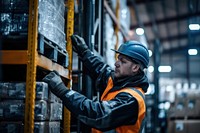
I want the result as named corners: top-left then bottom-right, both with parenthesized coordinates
top-left (0, 13), bottom-right (29, 36)
top-left (0, 121), bottom-right (23, 133)
top-left (0, 81), bottom-right (63, 121)
top-left (35, 121), bottom-right (61, 133)
top-left (168, 90), bottom-right (200, 119)
top-left (0, 121), bottom-right (60, 133)
top-left (0, 0), bottom-right (29, 36)
top-left (38, 0), bottom-right (66, 50)
top-left (0, 100), bottom-right (48, 121)
top-left (0, 82), bottom-right (48, 100)
top-left (1, 0), bottom-right (67, 53)
top-left (0, 80), bottom-right (64, 126)
top-left (49, 91), bottom-right (62, 103)
top-left (49, 102), bottom-right (63, 121)
top-left (168, 120), bottom-right (200, 133)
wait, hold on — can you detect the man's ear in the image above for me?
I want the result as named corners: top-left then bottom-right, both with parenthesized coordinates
top-left (132, 64), bottom-right (140, 72)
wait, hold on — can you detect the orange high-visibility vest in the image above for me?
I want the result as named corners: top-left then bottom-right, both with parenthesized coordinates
top-left (92, 77), bottom-right (146, 133)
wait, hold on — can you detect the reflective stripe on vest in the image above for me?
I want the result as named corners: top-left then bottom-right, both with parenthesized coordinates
top-left (92, 77), bottom-right (146, 133)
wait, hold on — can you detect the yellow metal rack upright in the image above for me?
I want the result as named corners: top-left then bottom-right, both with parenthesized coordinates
top-left (64, 0), bottom-right (74, 133)
top-left (0, 0), bottom-right (74, 133)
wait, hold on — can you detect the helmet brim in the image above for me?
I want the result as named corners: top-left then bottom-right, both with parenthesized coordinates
top-left (111, 49), bottom-right (141, 65)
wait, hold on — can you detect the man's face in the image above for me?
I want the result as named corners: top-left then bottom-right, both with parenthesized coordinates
top-left (114, 54), bottom-right (138, 78)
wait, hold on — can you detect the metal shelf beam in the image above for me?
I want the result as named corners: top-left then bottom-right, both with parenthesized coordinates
top-left (0, 50), bottom-right (69, 79)
top-left (1, 50), bottom-right (28, 64)
top-left (104, 0), bottom-right (129, 41)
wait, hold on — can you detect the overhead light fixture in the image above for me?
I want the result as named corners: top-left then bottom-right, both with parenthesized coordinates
top-left (145, 84), bottom-right (155, 95)
top-left (188, 49), bottom-right (198, 55)
top-left (148, 50), bottom-right (152, 57)
top-left (158, 66), bottom-right (171, 73)
top-left (148, 66), bottom-right (172, 73)
top-left (121, 9), bottom-right (127, 19)
top-left (189, 24), bottom-right (200, 30)
top-left (148, 66), bottom-right (154, 73)
top-left (136, 28), bottom-right (144, 35)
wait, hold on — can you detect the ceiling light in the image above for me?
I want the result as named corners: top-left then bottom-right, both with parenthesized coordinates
top-left (148, 66), bottom-right (154, 73)
top-left (189, 24), bottom-right (200, 30)
top-left (148, 50), bottom-right (152, 57)
top-left (121, 9), bottom-right (127, 19)
top-left (191, 83), bottom-right (197, 89)
top-left (158, 66), bottom-right (171, 73)
top-left (164, 102), bottom-right (171, 110)
top-left (188, 49), bottom-right (198, 55)
top-left (176, 83), bottom-right (182, 89)
top-left (145, 84), bottom-right (155, 95)
top-left (136, 28), bottom-right (144, 35)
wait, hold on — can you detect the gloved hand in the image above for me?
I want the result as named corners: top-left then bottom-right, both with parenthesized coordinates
top-left (71, 35), bottom-right (88, 54)
top-left (42, 70), bottom-right (68, 98)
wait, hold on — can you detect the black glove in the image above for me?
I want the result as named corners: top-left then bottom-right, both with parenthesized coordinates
top-left (71, 35), bottom-right (88, 55)
top-left (42, 70), bottom-right (68, 98)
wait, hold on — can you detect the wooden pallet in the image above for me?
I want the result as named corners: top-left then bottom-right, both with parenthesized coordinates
top-left (1, 34), bottom-right (68, 68)
top-left (37, 34), bottom-right (68, 68)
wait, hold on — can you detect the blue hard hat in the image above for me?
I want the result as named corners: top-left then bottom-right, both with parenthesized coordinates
top-left (112, 41), bottom-right (149, 68)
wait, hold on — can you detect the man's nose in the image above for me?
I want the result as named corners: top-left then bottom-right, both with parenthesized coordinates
top-left (115, 60), bottom-right (120, 67)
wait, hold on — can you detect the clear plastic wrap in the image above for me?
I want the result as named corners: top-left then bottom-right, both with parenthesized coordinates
top-left (0, 13), bottom-right (28, 35)
top-left (38, 0), bottom-right (66, 50)
top-left (49, 102), bottom-right (63, 120)
top-left (0, 0), bottom-right (66, 51)
top-left (49, 91), bottom-right (62, 103)
top-left (0, 0), bottom-right (29, 35)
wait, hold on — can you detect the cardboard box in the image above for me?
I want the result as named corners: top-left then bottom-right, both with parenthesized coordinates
top-left (0, 121), bottom-right (60, 133)
top-left (0, 100), bottom-right (48, 120)
top-left (186, 99), bottom-right (197, 117)
top-left (187, 120), bottom-right (200, 133)
top-left (168, 120), bottom-right (187, 133)
top-left (168, 120), bottom-right (200, 133)
top-left (0, 82), bottom-right (48, 100)
top-left (175, 120), bottom-right (187, 133)
top-left (174, 101), bottom-right (186, 118)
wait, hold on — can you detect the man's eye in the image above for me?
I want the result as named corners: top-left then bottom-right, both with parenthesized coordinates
top-left (121, 60), bottom-right (126, 63)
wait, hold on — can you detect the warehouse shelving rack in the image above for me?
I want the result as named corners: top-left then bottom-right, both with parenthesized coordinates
top-left (0, 0), bottom-right (74, 133)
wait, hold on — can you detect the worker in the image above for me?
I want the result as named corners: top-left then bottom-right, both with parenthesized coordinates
top-left (43, 35), bottom-right (149, 133)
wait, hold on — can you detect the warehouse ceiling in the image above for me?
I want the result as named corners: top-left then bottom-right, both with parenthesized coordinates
top-left (126, 0), bottom-right (200, 81)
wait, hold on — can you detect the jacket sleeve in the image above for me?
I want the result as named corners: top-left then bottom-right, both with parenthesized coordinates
top-left (61, 89), bottom-right (139, 131)
top-left (79, 50), bottom-right (112, 82)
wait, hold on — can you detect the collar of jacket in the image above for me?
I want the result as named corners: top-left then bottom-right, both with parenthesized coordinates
top-left (111, 71), bottom-right (149, 93)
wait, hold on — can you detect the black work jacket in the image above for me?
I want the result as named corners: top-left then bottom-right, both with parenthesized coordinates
top-left (61, 50), bottom-right (149, 131)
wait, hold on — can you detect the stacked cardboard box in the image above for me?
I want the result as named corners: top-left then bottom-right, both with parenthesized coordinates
top-left (0, 82), bottom-right (62, 133)
top-left (0, 0), bottom-right (66, 51)
top-left (168, 87), bottom-right (200, 133)
top-left (168, 120), bottom-right (200, 133)
top-left (0, 121), bottom-right (60, 133)
top-left (168, 90), bottom-right (200, 118)
top-left (38, 0), bottom-right (66, 50)
top-left (0, 0), bottom-right (29, 35)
